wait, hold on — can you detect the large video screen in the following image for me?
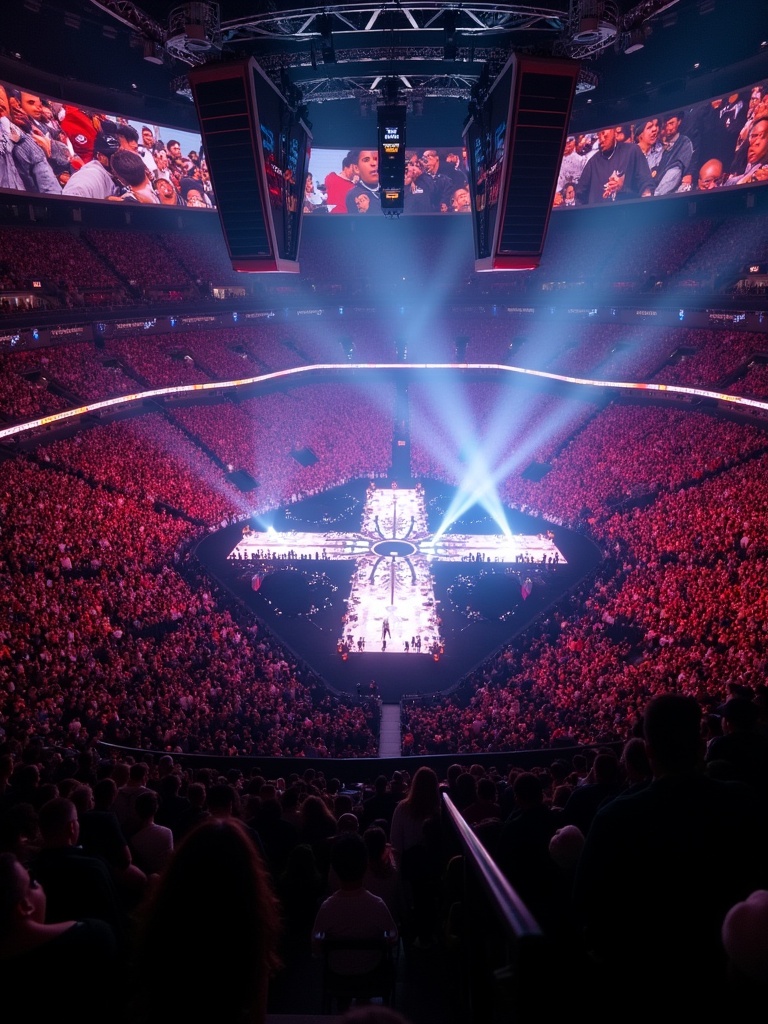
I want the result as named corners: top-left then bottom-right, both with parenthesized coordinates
top-left (553, 77), bottom-right (768, 208)
top-left (464, 59), bottom-right (513, 257)
top-left (252, 61), bottom-right (310, 261)
top-left (0, 75), bottom-right (213, 209)
top-left (4, 68), bottom-right (766, 217)
top-left (306, 146), bottom-right (470, 215)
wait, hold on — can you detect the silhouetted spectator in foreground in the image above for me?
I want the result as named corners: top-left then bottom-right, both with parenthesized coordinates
top-left (574, 693), bottom-right (768, 1020)
top-left (0, 852), bottom-right (117, 1024)
top-left (130, 818), bottom-right (281, 1024)
top-left (32, 798), bottom-right (126, 944)
top-left (722, 888), bottom-right (768, 1013)
top-left (312, 832), bottom-right (397, 999)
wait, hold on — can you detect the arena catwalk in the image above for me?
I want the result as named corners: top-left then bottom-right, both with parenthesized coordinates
top-left (196, 480), bottom-right (601, 702)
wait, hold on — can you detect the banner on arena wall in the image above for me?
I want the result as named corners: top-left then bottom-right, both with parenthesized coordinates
top-left (50, 324), bottom-right (88, 339)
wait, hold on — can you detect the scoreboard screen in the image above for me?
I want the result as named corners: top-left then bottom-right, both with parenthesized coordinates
top-left (464, 59), bottom-right (513, 262)
top-left (463, 54), bottom-right (578, 270)
top-left (189, 57), bottom-right (311, 272)
top-left (378, 105), bottom-right (406, 214)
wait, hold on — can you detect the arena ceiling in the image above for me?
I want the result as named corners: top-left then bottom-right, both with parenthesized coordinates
top-left (4, 1), bottom-right (768, 138)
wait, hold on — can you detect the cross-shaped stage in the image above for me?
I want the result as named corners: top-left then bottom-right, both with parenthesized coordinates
top-left (228, 485), bottom-right (566, 655)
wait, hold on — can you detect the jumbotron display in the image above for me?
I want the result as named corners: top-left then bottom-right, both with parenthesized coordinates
top-left (552, 76), bottom-right (768, 207)
top-left (305, 77), bottom-right (768, 217)
top-left (0, 74), bottom-right (211, 208)
top-left (2, 69), bottom-right (766, 216)
top-left (307, 145), bottom-right (470, 215)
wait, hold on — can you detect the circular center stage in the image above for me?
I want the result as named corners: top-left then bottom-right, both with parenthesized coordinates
top-left (197, 480), bottom-right (601, 703)
top-left (370, 540), bottom-right (418, 558)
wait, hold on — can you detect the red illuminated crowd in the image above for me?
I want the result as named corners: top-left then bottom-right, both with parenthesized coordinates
top-left (0, 320), bottom-right (767, 763)
top-left (0, 452), bottom-right (379, 759)
top-left (5, 56), bottom-right (768, 1024)
top-left (3, 197), bottom-right (768, 315)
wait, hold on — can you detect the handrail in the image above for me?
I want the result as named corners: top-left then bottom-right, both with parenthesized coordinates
top-left (441, 791), bottom-right (541, 940)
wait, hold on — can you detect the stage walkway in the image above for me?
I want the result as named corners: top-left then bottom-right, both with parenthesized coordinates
top-left (196, 480), bottom-right (603, 702)
top-left (379, 704), bottom-right (401, 757)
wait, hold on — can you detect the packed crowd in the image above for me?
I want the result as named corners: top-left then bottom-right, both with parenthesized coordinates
top-left (0, 454), bottom-right (378, 758)
top-left (44, 415), bottom-right (244, 523)
top-left (82, 231), bottom-right (198, 294)
top-left (171, 385), bottom-right (394, 508)
top-left (727, 358), bottom-right (768, 397)
top-left (0, 700), bottom-right (766, 1022)
top-left (650, 327), bottom-right (759, 386)
top-left (2, 199), bottom-right (768, 314)
top-left (408, 381), bottom-right (599, 483)
top-left (8, 344), bottom-right (137, 402)
top-left (154, 231), bottom-right (245, 289)
top-left (0, 351), bottom-right (71, 422)
top-left (402, 418), bottom-right (768, 755)
top-left (103, 335), bottom-right (211, 388)
top-left (410, 368), bottom-right (768, 517)
top-left (0, 318), bottom-right (692, 431)
top-left (0, 227), bottom-right (121, 293)
top-left (148, 328), bottom-right (266, 381)
top-left (506, 404), bottom-right (767, 523)
top-left (1, 314), bottom-right (760, 437)
top-left (680, 210), bottom-right (768, 277)
top-left (3, 321), bottom-right (768, 766)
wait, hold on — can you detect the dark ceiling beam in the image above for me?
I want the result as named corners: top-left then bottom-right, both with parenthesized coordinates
top-left (219, 3), bottom-right (568, 42)
top-left (88, 0), bottom-right (165, 42)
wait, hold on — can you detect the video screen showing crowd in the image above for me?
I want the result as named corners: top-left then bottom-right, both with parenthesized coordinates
top-left (305, 77), bottom-right (768, 216)
top-left (306, 146), bottom-right (471, 215)
top-left (0, 76), bottom-right (213, 209)
top-left (4, 69), bottom-right (766, 217)
top-left (553, 78), bottom-right (768, 208)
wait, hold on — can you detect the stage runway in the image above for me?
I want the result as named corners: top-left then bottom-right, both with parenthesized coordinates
top-left (197, 480), bottom-right (599, 702)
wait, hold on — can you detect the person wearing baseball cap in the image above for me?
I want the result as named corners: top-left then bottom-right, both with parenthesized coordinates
top-left (62, 121), bottom-right (120, 199)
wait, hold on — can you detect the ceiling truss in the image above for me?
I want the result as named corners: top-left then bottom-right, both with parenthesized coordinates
top-left (90, 0), bottom-right (678, 95)
top-left (219, 4), bottom-right (568, 42)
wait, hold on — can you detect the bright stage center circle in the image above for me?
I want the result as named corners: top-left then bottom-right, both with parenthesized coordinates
top-left (370, 540), bottom-right (418, 558)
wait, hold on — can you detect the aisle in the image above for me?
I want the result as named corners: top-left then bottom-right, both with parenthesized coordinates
top-left (379, 703), bottom-right (402, 758)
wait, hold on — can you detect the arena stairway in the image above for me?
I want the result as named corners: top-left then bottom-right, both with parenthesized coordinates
top-left (379, 704), bottom-right (401, 758)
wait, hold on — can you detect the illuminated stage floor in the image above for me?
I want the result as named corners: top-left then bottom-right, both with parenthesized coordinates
top-left (227, 485), bottom-right (566, 655)
top-left (197, 480), bottom-right (599, 702)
